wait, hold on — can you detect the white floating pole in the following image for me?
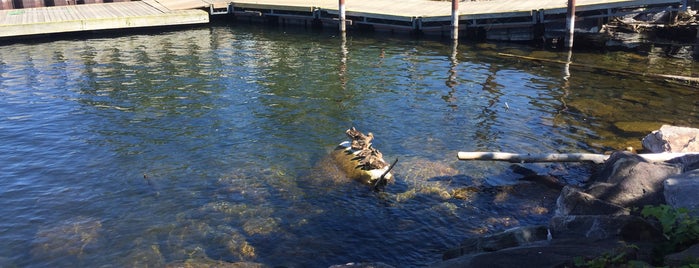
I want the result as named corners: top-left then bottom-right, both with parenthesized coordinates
top-left (451, 0), bottom-right (459, 40)
top-left (565, 0), bottom-right (576, 48)
top-left (339, 0), bottom-right (346, 32)
top-left (457, 152), bottom-right (697, 164)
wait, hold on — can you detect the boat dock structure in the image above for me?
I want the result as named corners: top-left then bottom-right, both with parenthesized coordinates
top-left (0, 0), bottom-right (691, 42)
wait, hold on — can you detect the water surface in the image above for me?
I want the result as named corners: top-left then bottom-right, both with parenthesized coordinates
top-left (0, 24), bottom-right (697, 267)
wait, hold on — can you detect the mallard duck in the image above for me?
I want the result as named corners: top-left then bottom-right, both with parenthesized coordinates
top-left (358, 147), bottom-right (389, 170)
top-left (345, 127), bottom-right (373, 151)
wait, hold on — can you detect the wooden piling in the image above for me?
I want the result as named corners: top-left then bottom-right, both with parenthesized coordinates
top-left (451, 0), bottom-right (459, 40)
top-left (565, 0), bottom-right (576, 48)
top-left (339, 0), bottom-right (346, 32)
top-left (1, 0), bottom-right (13, 9)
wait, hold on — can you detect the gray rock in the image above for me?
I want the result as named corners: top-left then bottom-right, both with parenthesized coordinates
top-left (433, 239), bottom-right (628, 268)
top-left (555, 185), bottom-right (629, 216)
top-left (443, 225), bottom-right (549, 260)
top-left (666, 154), bottom-right (699, 172)
top-left (549, 215), bottom-right (663, 242)
top-left (664, 243), bottom-right (699, 267)
top-left (591, 151), bottom-right (681, 208)
top-left (664, 169), bottom-right (699, 217)
top-left (642, 125), bottom-right (699, 153)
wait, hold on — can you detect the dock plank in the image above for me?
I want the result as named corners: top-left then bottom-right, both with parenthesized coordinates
top-left (0, 1), bottom-right (209, 38)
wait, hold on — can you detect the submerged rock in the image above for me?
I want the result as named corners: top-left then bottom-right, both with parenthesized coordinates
top-left (31, 216), bottom-right (103, 262)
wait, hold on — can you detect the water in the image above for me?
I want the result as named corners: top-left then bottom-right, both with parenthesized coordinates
top-left (0, 23), bottom-right (697, 267)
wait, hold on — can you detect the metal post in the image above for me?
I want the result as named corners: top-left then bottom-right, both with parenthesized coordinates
top-left (565, 0), bottom-right (576, 48)
top-left (340, 32), bottom-right (348, 89)
top-left (451, 0), bottom-right (459, 40)
top-left (339, 0), bottom-right (346, 32)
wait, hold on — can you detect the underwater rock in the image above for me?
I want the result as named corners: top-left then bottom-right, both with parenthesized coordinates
top-left (613, 121), bottom-right (662, 134)
top-left (124, 244), bottom-right (166, 267)
top-left (165, 257), bottom-right (265, 268)
top-left (31, 216), bottom-right (102, 261)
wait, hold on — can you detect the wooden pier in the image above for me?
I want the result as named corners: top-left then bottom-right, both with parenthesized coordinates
top-left (0, 0), bottom-right (208, 38)
top-left (0, 0), bottom-right (686, 41)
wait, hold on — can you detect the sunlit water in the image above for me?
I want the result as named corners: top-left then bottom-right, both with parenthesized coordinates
top-left (0, 23), bottom-right (697, 267)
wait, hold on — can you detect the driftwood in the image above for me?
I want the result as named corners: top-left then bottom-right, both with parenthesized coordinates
top-left (498, 52), bottom-right (699, 87)
top-left (457, 151), bottom-right (697, 164)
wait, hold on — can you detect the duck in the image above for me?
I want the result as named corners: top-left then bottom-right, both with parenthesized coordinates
top-left (345, 127), bottom-right (388, 170)
top-left (345, 127), bottom-right (374, 151)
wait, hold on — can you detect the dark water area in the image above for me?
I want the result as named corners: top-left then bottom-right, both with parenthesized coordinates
top-left (0, 22), bottom-right (697, 267)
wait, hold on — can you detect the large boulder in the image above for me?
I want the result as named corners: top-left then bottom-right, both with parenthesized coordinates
top-left (588, 151), bottom-right (682, 208)
top-left (555, 186), bottom-right (629, 216)
top-left (432, 239), bottom-right (637, 268)
top-left (442, 226), bottom-right (549, 260)
top-left (664, 243), bottom-right (699, 267)
top-left (664, 169), bottom-right (699, 217)
top-left (549, 215), bottom-right (663, 242)
top-left (642, 125), bottom-right (699, 153)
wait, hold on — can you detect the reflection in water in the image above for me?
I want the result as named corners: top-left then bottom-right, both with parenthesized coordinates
top-left (0, 25), bottom-right (697, 268)
top-left (443, 40), bottom-right (458, 110)
top-left (560, 49), bottom-right (573, 113)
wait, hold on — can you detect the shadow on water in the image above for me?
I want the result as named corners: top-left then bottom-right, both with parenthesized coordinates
top-left (0, 22), bottom-right (696, 267)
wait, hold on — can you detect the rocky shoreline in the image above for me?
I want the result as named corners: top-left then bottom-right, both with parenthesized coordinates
top-left (431, 125), bottom-right (699, 267)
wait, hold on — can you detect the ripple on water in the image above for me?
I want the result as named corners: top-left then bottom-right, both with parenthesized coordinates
top-left (0, 26), bottom-right (696, 268)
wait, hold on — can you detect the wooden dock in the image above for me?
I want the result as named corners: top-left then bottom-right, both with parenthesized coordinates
top-left (0, 0), bottom-right (685, 40)
top-left (0, 0), bottom-right (208, 38)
